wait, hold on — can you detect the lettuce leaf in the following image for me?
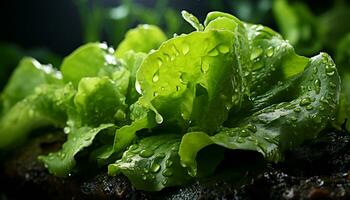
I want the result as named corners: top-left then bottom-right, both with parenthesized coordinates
top-left (108, 134), bottom-right (192, 191)
top-left (136, 16), bottom-right (250, 133)
top-left (0, 84), bottom-right (74, 149)
top-left (39, 124), bottom-right (115, 177)
top-left (179, 53), bottom-right (340, 176)
top-left (115, 24), bottom-right (167, 57)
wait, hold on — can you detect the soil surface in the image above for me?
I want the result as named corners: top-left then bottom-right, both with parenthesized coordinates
top-left (1, 129), bottom-right (350, 200)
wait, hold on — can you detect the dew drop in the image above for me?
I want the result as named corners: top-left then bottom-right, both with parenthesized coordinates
top-left (266, 47), bottom-right (274, 57)
top-left (293, 107), bottom-right (301, 113)
top-left (151, 163), bottom-right (161, 173)
top-left (166, 159), bottom-right (173, 167)
top-left (208, 48), bottom-right (219, 57)
top-left (182, 43), bottom-right (190, 55)
top-left (246, 124), bottom-right (257, 133)
top-left (157, 58), bottom-right (163, 66)
top-left (155, 113), bottom-right (164, 124)
top-left (153, 91), bottom-right (158, 97)
top-left (250, 47), bottom-right (263, 60)
top-left (152, 71), bottom-right (159, 82)
top-left (236, 137), bottom-right (244, 143)
top-left (306, 105), bottom-right (313, 110)
top-left (299, 97), bottom-right (311, 106)
top-left (312, 115), bottom-right (322, 124)
top-left (63, 127), bottom-right (71, 134)
top-left (252, 61), bottom-right (264, 71)
top-left (172, 45), bottom-right (180, 56)
top-left (135, 81), bottom-right (142, 94)
top-left (162, 169), bottom-right (173, 177)
top-left (140, 149), bottom-right (154, 158)
top-left (218, 44), bottom-right (230, 54)
top-left (162, 179), bottom-right (168, 186)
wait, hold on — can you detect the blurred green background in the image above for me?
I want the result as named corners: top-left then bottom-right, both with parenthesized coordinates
top-left (0, 0), bottom-right (349, 90)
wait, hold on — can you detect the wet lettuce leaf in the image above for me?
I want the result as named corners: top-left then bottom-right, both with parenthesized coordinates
top-left (115, 24), bottom-right (167, 58)
top-left (180, 53), bottom-right (340, 176)
top-left (1, 57), bottom-right (63, 113)
top-left (109, 134), bottom-right (192, 191)
top-left (0, 84), bottom-right (74, 149)
top-left (0, 10), bottom-right (343, 192)
top-left (39, 124), bottom-right (115, 177)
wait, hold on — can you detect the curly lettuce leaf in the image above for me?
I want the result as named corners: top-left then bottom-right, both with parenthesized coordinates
top-left (1, 57), bottom-right (62, 112)
top-left (0, 84), bottom-right (74, 149)
top-left (61, 43), bottom-right (123, 87)
top-left (136, 20), bottom-right (249, 133)
top-left (108, 134), bottom-right (192, 191)
top-left (74, 76), bottom-right (127, 126)
top-left (180, 53), bottom-right (340, 176)
top-left (115, 24), bottom-right (167, 58)
top-left (39, 124), bottom-right (114, 177)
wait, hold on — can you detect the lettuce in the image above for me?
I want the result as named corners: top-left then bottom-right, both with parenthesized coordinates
top-left (0, 10), bottom-right (343, 192)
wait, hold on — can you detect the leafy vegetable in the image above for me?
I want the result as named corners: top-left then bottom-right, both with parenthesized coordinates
top-left (0, 10), bottom-right (343, 192)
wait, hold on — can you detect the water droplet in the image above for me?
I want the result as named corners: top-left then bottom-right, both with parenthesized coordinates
top-left (155, 113), bottom-right (163, 124)
top-left (299, 97), bottom-right (311, 106)
top-left (172, 45), bottom-right (180, 56)
top-left (157, 58), bottom-right (163, 66)
top-left (236, 137), bottom-right (244, 143)
top-left (252, 61), bottom-right (264, 71)
top-left (135, 81), bottom-right (142, 94)
top-left (162, 169), bottom-right (173, 177)
top-left (314, 79), bottom-right (321, 94)
top-left (266, 47), bottom-right (274, 57)
top-left (290, 116), bottom-right (297, 122)
top-left (150, 163), bottom-right (161, 173)
top-left (63, 127), bottom-right (70, 134)
top-left (140, 149), bottom-right (154, 158)
top-left (142, 175), bottom-right (147, 180)
top-left (163, 53), bottom-right (170, 61)
top-left (166, 159), bottom-right (173, 167)
top-left (156, 153), bottom-right (165, 159)
top-left (306, 105), bottom-right (313, 110)
top-left (176, 85), bottom-right (180, 91)
top-left (143, 168), bottom-right (149, 173)
top-left (208, 48), bottom-right (219, 56)
top-left (129, 144), bottom-right (139, 151)
top-left (312, 115), bottom-right (322, 124)
top-left (218, 44), bottom-right (230, 54)
top-left (152, 71), bottom-right (159, 82)
top-left (250, 47), bottom-right (263, 60)
top-left (182, 43), bottom-right (190, 55)
top-left (162, 179), bottom-right (168, 186)
top-left (153, 91), bottom-right (158, 97)
top-left (294, 107), bottom-right (301, 113)
top-left (246, 124), bottom-right (257, 133)
top-left (330, 82), bottom-right (337, 88)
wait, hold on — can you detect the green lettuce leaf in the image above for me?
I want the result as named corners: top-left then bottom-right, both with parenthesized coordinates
top-left (39, 124), bottom-right (115, 177)
top-left (61, 43), bottom-right (122, 87)
top-left (1, 57), bottom-right (62, 112)
top-left (115, 24), bottom-right (167, 58)
top-left (179, 53), bottom-right (340, 176)
top-left (0, 84), bottom-right (74, 149)
top-left (74, 76), bottom-right (127, 126)
top-left (108, 134), bottom-right (192, 191)
top-left (136, 18), bottom-right (249, 133)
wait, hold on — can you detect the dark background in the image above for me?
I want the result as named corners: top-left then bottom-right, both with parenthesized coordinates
top-left (0, 0), bottom-right (344, 89)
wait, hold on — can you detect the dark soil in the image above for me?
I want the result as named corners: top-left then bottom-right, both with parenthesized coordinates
top-left (1, 130), bottom-right (350, 200)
